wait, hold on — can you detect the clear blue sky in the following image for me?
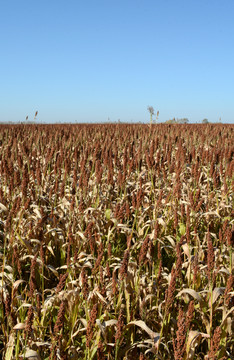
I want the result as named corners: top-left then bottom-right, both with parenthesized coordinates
top-left (0, 0), bottom-right (233, 123)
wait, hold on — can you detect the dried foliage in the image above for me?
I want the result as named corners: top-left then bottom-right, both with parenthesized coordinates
top-left (0, 123), bottom-right (233, 359)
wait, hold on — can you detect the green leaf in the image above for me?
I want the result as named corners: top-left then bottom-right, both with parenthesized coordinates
top-left (90, 345), bottom-right (98, 359)
top-left (179, 223), bottom-right (186, 236)
top-left (60, 248), bottom-right (66, 263)
top-left (105, 209), bottom-right (111, 220)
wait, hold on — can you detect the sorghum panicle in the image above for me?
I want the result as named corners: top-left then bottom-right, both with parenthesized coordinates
top-left (165, 267), bottom-right (177, 316)
top-left (25, 306), bottom-right (34, 335)
top-left (86, 304), bottom-right (98, 348)
top-left (207, 326), bottom-right (221, 360)
top-left (173, 308), bottom-right (186, 360)
top-left (81, 269), bottom-right (89, 300)
top-left (207, 232), bottom-right (215, 283)
top-left (54, 300), bottom-right (66, 339)
top-left (56, 273), bottom-right (68, 293)
top-left (119, 249), bottom-right (129, 280)
top-left (115, 310), bottom-right (124, 344)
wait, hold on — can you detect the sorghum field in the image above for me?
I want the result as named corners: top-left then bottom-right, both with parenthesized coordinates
top-left (0, 123), bottom-right (233, 360)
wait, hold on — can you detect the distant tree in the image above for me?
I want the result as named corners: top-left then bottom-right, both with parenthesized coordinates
top-left (147, 106), bottom-right (155, 125)
top-left (147, 106), bottom-right (160, 125)
top-left (165, 119), bottom-right (176, 124)
top-left (202, 118), bottom-right (209, 124)
top-left (177, 118), bottom-right (189, 124)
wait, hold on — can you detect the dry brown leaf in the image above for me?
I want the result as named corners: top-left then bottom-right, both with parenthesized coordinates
top-left (211, 287), bottom-right (225, 305)
top-left (127, 320), bottom-right (159, 340)
top-left (13, 279), bottom-right (25, 289)
top-left (0, 202), bottom-right (8, 211)
top-left (24, 349), bottom-right (41, 359)
top-left (186, 331), bottom-right (210, 360)
top-left (13, 323), bottom-right (25, 330)
top-left (176, 288), bottom-right (202, 302)
top-left (5, 333), bottom-right (14, 360)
